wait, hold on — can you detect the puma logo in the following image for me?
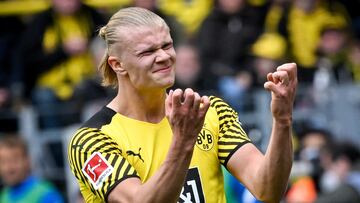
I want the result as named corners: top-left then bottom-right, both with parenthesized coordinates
top-left (126, 148), bottom-right (144, 162)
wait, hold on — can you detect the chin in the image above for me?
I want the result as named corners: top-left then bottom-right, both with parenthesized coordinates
top-left (165, 79), bottom-right (175, 88)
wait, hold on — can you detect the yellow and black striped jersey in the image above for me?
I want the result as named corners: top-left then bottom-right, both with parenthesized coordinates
top-left (68, 96), bottom-right (251, 203)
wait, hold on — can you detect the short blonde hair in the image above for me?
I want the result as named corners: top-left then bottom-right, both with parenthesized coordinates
top-left (98, 7), bottom-right (169, 87)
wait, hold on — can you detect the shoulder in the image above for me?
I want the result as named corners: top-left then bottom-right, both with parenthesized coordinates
top-left (209, 96), bottom-right (238, 116)
top-left (81, 106), bottom-right (116, 129)
top-left (68, 107), bottom-right (121, 155)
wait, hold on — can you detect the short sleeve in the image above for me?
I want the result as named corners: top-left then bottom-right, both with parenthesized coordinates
top-left (68, 127), bottom-right (140, 201)
top-left (210, 96), bottom-right (251, 167)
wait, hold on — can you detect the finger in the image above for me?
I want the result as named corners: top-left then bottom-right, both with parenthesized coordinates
top-left (276, 63), bottom-right (297, 81)
top-left (183, 88), bottom-right (195, 107)
top-left (193, 92), bottom-right (201, 110)
top-left (172, 89), bottom-right (183, 108)
top-left (267, 73), bottom-right (274, 82)
top-left (199, 96), bottom-right (210, 117)
top-left (272, 71), bottom-right (289, 85)
top-left (165, 89), bottom-right (173, 110)
top-left (264, 81), bottom-right (282, 95)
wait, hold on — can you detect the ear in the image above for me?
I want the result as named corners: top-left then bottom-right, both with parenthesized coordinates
top-left (108, 56), bottom-right (127, 75)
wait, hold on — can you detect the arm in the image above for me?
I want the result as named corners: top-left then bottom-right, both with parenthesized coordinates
top-left (227, 63), bottom-right (297, 203)
top-left (108, 88), bottom-right (210, 203)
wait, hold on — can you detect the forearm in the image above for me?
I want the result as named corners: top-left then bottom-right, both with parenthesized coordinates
top-left (109, 136), bottom-right (196, 203)
top-left (134, 139), bottom-right (194, 203)
top-left (257, 119), bottom-right (293, 202)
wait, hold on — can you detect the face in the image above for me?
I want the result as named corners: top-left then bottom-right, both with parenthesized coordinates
top-left (175, 45), bottom-right (201, 86)
top-left (218, 0), bottom-right (246, 14)
top-left (319, 30), bottom-right (346, 55)
top-left (116, 25), bottom-right (176, 91)
top-left (133, 0), bottom-right (157, 10)
top-left (52, 0), bottom-right (80, 15)
top-left (294, 0), bottom-right (318, 13)
top-left (0, 146), bottom-right (30, 186)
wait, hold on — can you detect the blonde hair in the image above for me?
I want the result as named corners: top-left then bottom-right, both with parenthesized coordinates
top-left (98, 7), bottom-right (169, 87)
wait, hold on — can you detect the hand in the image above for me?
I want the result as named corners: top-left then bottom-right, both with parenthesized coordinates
top-left (63, 37), bottom-right (88, 55)
top-left (264, 63), bottom-right (298, 123)
top-left (165, 88), bottom-right (210, 146)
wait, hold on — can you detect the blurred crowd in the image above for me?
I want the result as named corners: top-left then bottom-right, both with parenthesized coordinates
top-left (0, 0), bottom-right (360, 202)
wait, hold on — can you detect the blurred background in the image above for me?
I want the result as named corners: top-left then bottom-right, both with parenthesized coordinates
top-left (0, 0), bottom-right (360, 202)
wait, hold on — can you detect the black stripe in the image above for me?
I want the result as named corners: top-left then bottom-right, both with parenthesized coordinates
top-left (218, 148), bottom-right (233, 153)
top-left (223, 134), bottom-right (242, 139)
top-left (218, 141), bottom-right (242, 145)
top-left (80, 133), bottom-right (104, 173)
top-left (218, 108), bottom-right (233, 115)
top-left (220, 122), bottom-right (232, 134)
top-left (103, 147), bottom-right (121, 154)
top-left (219, 121), bottom-right (230, 132)
top-left (210, 97), bottom-right (222, 106)
top-left (226, 128), bottom-right (242, 135)
top-left (91, 140), bottom-right (117, 154)
top-left (214, 102), bottom-right (228, 107)
top-left (101, 154), bottom-right (119, 197)
top-left (115, 158), bottom-right (126, 179)
top-left (123, 164), bottom-right (132, 176)
top-left (219, 114), bottom-right (233, 121)
top-left (97, 153), bottom-right (113, 199)
top-left (232, 123), bottom-right (241, 130)
top-left (82, 136), bottom-right (111, 170)
top-left (71, 129), bottom-right (99, 194)
top-left (218, 156), bottom-right (226, 161)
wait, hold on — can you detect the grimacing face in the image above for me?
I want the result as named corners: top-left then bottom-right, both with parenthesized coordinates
top-left (0, 146), bottom-right (30, 186)
top-left (115, 25), bottom-right (176, 91)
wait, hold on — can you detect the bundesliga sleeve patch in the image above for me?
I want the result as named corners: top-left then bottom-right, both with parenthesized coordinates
top-left (82, 152), bottom-right (114, 189)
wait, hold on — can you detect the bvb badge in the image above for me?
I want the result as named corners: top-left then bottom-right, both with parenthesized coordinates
top-left (196, 128), bottom-right (214, 151)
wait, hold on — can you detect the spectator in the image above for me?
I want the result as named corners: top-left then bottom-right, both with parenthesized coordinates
top-left (158, 0), bottom-right (214, 35)
top-left (173, 43), bottom-right (205, 93)
top-left (197, 0), bottom-right (267, 93)
top-left (316, 142), bottom-right (360, 203)
top-left (314, 25), bottom-right (353, 86)
top-left (14, 0), bottom-right (105, 129)
top-left (250, 32), bottom-right (287, 87)
top-left (0, 134), bottom-right (64, 203)
top-left (286, 128), bottom-right (334, 203)
top-left (273, 0), bottom-right (350, 83)
top-left (346, 40), bottom-right (360, 83)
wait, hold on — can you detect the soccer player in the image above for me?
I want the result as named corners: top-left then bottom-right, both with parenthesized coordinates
top-left (68, 7), bottom-right (297, 203)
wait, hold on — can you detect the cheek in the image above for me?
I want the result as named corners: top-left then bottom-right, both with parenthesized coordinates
top-left (169, 49), bottom-right (176, 62)
top-left (127, 59), bottom-right (153, 83)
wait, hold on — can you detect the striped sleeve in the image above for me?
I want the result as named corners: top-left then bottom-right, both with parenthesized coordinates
top-left (68, 127), bottom-right (140, 201)
top-left (210, 96), bottom-right (251, 167)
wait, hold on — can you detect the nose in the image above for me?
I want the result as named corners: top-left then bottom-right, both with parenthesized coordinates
top-left (155, 48), bottom-right (171, 63)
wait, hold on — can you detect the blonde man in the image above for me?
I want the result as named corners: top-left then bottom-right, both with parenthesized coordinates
top-left (68, 7), bottom-right (297, 203)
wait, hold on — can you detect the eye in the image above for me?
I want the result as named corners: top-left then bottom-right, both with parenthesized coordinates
top-left (162, 42), bottom-right (173, 49)
top-left (140, 50), bottom-right (155, 56)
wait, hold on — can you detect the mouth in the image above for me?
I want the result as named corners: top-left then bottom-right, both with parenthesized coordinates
top-left (153, 66), bottom-right (172, 73)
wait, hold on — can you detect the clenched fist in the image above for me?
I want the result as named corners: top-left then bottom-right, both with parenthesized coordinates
top-left (264, 63), bottom-right (298, 124)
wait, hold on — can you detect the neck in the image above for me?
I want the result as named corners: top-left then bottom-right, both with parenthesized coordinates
top-left (108, 85), bottom-right (167, 123)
